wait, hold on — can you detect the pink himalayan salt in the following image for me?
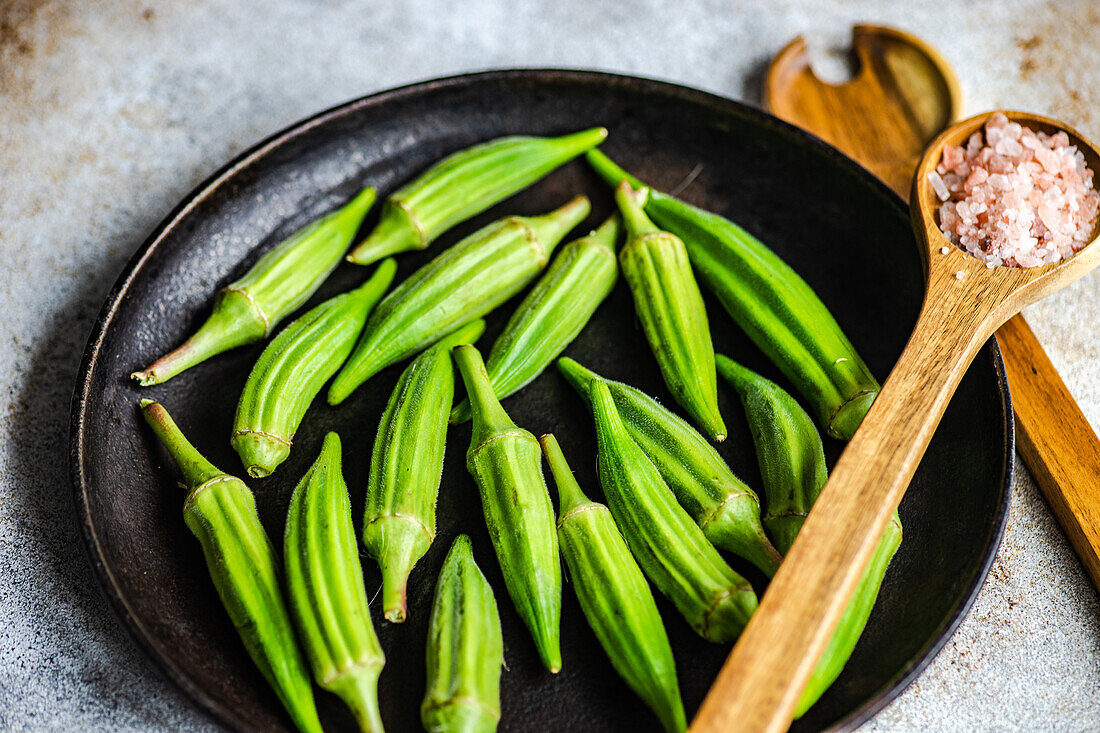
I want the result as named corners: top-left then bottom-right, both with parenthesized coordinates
top-left (927, 112), bottom-right (1099, 267)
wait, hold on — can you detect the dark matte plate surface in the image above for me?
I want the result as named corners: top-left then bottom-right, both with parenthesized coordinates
top-left (71, 70), bottom-right (1011, 733)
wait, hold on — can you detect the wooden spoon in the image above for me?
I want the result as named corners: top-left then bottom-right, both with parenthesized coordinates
top-left (766, 25), bottom-right (1100, 591)
top-left (690, 112), bottom-right (1100, 732)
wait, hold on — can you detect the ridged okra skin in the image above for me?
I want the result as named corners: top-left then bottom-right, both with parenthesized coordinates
top-left (362, 320), bottom-right (486, 624)
top-left (347, 127), bottom-right (607, 265)
top-left (231, 259), bottom-right (396, 478)
top-left (613, 182), bottom-right (726, 442)
top-left (139, 400), bottom-right (322, 733)
top-left (328, 197), bottom-right (591, 405)
top-left (586, 150), bottom-right (880, 439)
top-left (588, 383), bottom-right (757, 642)
top-left (453, 345), bottom-right (562, 672)
top-left (421, 535), bottom-right (503, 733)
top-left (718, 357), bottom-right (902, 718)
top-left (133, 187), bottom-right (376, 385)
top-left (284, 433), bottom-right (386, 733)
top-left (557, 358), bottom-right (781, 576)
top-left (450, 215), bottom-right (620, 424)
top-left (540, 435), bottom-right (686, 733)
top-left (716, 356), bottom-right (826, 553)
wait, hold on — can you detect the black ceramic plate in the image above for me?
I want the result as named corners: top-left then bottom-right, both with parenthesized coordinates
top-left (71, 70), bottom-right (1011, 733)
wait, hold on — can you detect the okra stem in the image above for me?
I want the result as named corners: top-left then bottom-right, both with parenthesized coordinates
top-left (614, 182), bottom-right (657, 237)
top-left (539, 438), bottom-right (586, 517)
top-left (327, 667), bottom-right (384, 733)
top-left (140, 399), bottom-right (221, 486)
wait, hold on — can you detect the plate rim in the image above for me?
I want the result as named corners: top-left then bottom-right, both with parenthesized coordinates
top-left (68, 67), bottom-right (1014, 732)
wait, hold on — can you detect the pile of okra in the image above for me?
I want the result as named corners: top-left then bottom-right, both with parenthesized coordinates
top-left (135, 127), bottom-right (902, 733)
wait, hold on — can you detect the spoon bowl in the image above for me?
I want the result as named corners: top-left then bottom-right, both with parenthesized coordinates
top-left (911, 110), bottom-right (1100, 329)
top-left (691, 110), bottom-right (1100, 733)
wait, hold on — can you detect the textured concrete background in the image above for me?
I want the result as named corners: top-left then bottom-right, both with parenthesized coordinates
top-left (2, 0), bottom-right (1098, 730)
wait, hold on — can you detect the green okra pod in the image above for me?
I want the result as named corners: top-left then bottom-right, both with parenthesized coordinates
top-left (718, 356), bottom-right (902, 718)
top-left (613, 181), bottom-right (726, 442)
top-left (450, 215), bottom-right (620, 423)
top-left (347, 128), bottom-right (607, 265)
top-left (421, 535), bottom-right (503, 733)
top-left (362, 319), bottom-right (487, 623)
top-left (134, 187), bottom-right (376, 385)
top-left (284, 433), bottom-right (386, 733)
top-left (232, 259), bottom-right (396, 478)
top-left (588, 382), bottom-right (757, 642)
top-left (540, 434), bottom-right (686, 733)
top-left (329, 196), bottom-right (591, 404)
top-left (139, 400), bottom-right (321, 733)
top-left (454, 345), bottom-right (562, 672)
top-left (587, 150), bottom-right (880, 439)
top-left (557, 358), bottom-right (781, 576)
top-left (716, 356), bottom-right (827, 552)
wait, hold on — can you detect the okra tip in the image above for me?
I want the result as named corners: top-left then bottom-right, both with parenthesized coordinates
top-left (437, 318), bottom-right (487, 352)
top-left (347, 202), bottom-right (423, 266)
top-left (702, 414), bottom-right (728, 444)
top-left (372, 520), bottom-right (433, 624)
top-left (522, 196), bottom-right (592, 258)
top-left (555, 357), bottom-right (599, 399)
top-left (588, 213), bottom-right (622, 251)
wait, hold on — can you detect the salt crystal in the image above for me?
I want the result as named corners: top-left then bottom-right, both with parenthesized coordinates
top-left (995, 138), bottom-right (1023, 157)
top-left (931, 117), bottom-right (1098, 267)
top-left (943, 145), bottom-right (965, 169)
top-left (927, 171), bottom-right (950, 201)
top-left (955, 271), bottom-right (965, 280)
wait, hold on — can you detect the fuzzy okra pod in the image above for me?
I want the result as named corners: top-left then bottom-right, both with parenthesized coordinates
top-left (587, 150), bottom-right (880, 439)
top-left (421, 535), bottom-right (503, 733)
top-left (589, 383), bottom-right (757, 642)
top-left (718, 356), bottom-right (902, 718)
top-left (540, 435), bottom-right (686, 733)
top-left (557, 358), bottom-right (781, 576)
top-left (329, 197), bottom-right (590, 405)
top-left (347, 128), bottom-right (607, 265)
top-left (614, 182), bottom-right (726, 442)
top-left (450, 215), bottom-right (619, 424)
top-left (362, 319), bottom-right (486, 623)
top-left (231, 259), bottom-right (396, 478)
top-left (133, 187), bottom-right (376, 386)
top-left (716, 356), bottom-right (827, 552)
top-left (139, 400), bottom-right (322, 733)
top-left (454, 345), bottom-right (562, 672)
top-left (284, 433), bottom-right (386, 733)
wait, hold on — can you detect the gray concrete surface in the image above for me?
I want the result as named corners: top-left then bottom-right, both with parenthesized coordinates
top-left (2, 0), bottom-right (1098, 730)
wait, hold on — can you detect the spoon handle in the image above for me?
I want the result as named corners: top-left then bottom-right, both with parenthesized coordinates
top-left (999, 314), bottom-right (1100, 584)
top-left (691, 288), bottom-right (996, 733)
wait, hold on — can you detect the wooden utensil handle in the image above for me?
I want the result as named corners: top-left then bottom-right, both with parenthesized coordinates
top-left (691, 292), bottom-right (997, 733)
top-left (998, 314), bottom-right (1100, 585)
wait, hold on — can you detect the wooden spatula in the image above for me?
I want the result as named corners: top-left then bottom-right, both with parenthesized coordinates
top-left (765, 24), bottom-right (1100, 589)
top-left (691, 109), bottom-right (1100, 732)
